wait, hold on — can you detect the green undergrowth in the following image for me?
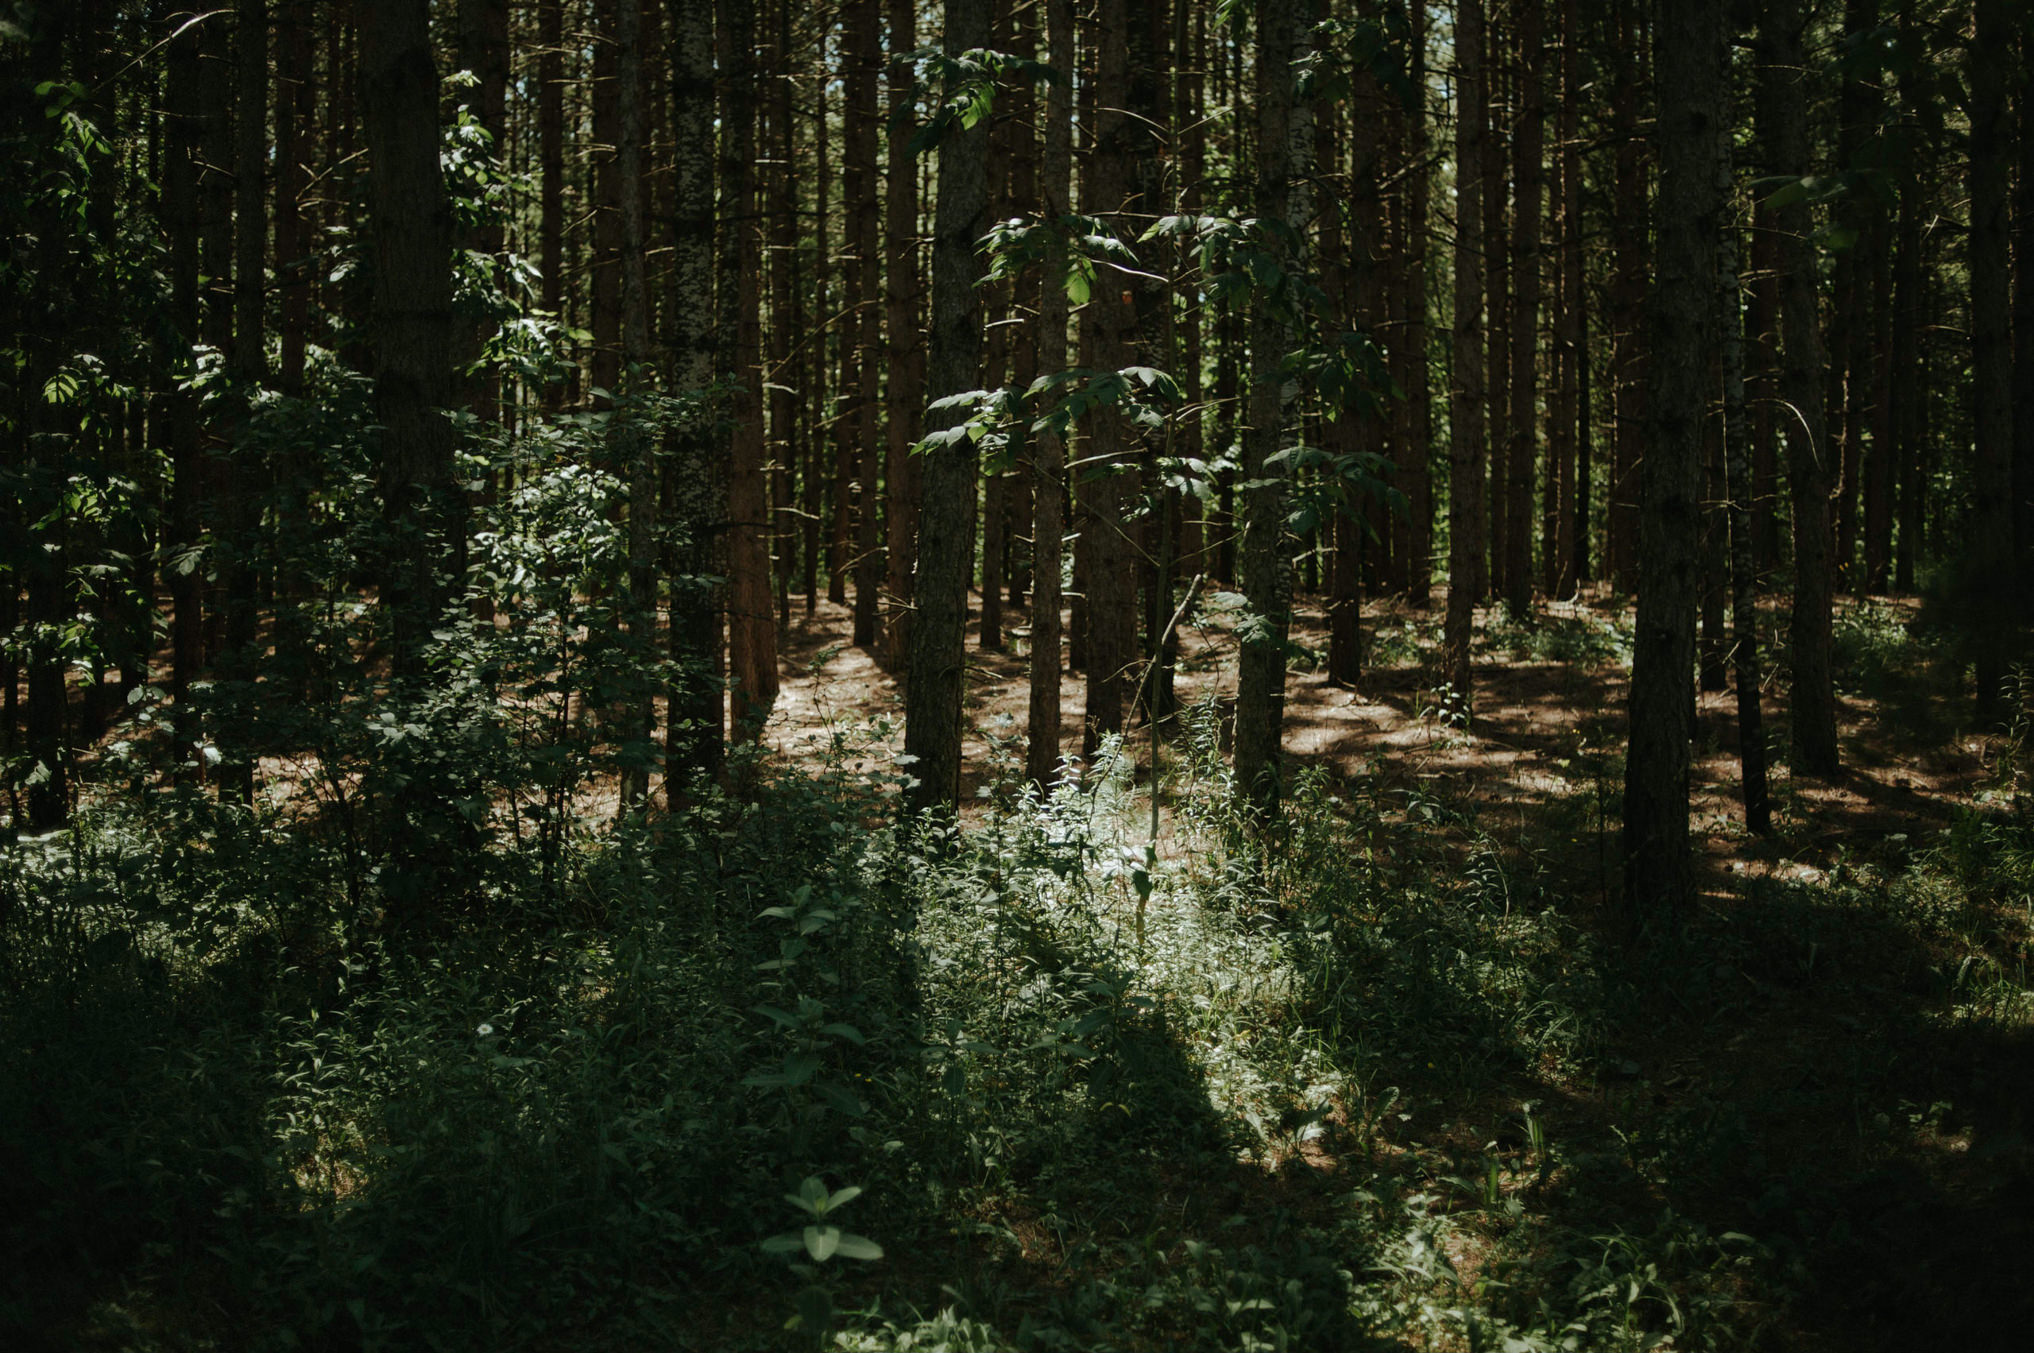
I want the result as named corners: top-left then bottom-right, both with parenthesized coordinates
top-left (4, 704), bottom-right (2031, 1352)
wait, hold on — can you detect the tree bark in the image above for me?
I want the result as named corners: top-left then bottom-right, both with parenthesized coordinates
top-left (617, 0), bottom-right (658, 806)
top-left (1759, 0), bottom-right (1838, 774)
top-left (362, 0), bottom-right (462, 679)
top-left (1719, 112), bottom-right (1771, 834)
top-left (882, 0), bottom-right (926, 669)
top-left (1607, 1), bottom-right (1646, 592)
top-left (1504, 0), bottom-right (1543, 615)
top-left (1026, 0), bottom-right (1073, 792)
top-left (665, 0), bottom-right (725, 781)
top-left (1444, 0), bottom-right (1488, 710)
top-left (1232, 0), bottom-right (1302, 813)
top-left (1400, 0), bottom-right (1433, 605)
top-left (904, 0), bottom-right (993, 813)
top-left (1077, 0), bottom-right (1139, 760)
top-left (846, 0), bottom-right (884, 650)
top-left (1969, 0), bottom-right (2015, 717)
top-left (722, 0), bottom-right (776, 740)
top-left (1624, 0), bottom-right (1721, 921)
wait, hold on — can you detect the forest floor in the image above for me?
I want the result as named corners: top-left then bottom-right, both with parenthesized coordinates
top-left (761, 585), bottom-right (2034, 1353)
top-left (15, 585), bottom-right (2033, 1353)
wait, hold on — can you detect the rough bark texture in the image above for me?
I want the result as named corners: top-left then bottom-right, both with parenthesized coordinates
top-left (1623, 0), bottom-right (1720, 921)
top-left (1025, 0), bottom-right (1073, 792)
top-left (1077, 0), bottom-right (1139, 760)
top-left (1759, 0), bottom-right (1838, 774)
top-left (1444, 0), bottom-right (1487, 710)
top-left (722, 0), bottom-right (777, 739)
top-left (1504, 0), bottom-right (1543, 614)
top-left (1719, 117), bottom-right (1771, 836)
top-left (1607, 2), bottom-right (1646, 592)
top-left (882, 0), bottom-right (925, 670)
top-left (1968, 0), bottom-right (2015, 716)
top-left (617, 0), bottom-right (656, 806)
top-left (1233, 0), bottom-right (1302, 813)
top-left (665, 0), bottom-right (725, 782)
top-left (1400, 0), bottom-right (1433, 606)
top-left (2016, 20), bottom-right (2034, 596)
top-left (903, 0), bottom-right (992, 813)
top-left (361, 0), bottom-right (462, 679)
top-left (846, 0), bottom-right (884, 649)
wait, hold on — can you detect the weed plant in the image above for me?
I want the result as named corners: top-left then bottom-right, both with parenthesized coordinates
top-left (7, 676), bottom-right (2032, 1350)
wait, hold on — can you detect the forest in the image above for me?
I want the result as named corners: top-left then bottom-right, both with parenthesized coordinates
top-left (3, 0), bottom-right (2033, 1348)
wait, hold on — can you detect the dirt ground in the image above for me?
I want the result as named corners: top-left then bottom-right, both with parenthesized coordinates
top-left (763, 584), bottom-right (1995, 871)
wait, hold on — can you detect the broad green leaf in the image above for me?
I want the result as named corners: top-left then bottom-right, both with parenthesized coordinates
top-left (804, 1224), bottom-right (842, 1261)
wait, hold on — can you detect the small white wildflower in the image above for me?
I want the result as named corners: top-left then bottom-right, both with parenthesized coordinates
top-left (476, 1023), bottom-right (495, 1037)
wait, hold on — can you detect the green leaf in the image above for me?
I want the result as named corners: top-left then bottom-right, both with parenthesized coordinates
top-left (804, 1225), bottom-right (842, 1261)
top-left (833, 1232), bottom-right (884, 1261)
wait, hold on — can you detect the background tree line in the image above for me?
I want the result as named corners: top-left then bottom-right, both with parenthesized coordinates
top-left (4, 0), bottom-right (2033, 905)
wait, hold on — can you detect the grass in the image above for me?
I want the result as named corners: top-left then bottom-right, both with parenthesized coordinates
top-left (5, 657), bottom-right (2033, 1352)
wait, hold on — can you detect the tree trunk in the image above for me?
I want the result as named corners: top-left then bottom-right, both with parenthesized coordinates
top-left (1505, 0), bottom-right (1543, 615)
top-left (618, 0), bottom-right (657, 806)
top-left (1400, 0), bottom-right (1433, 606)
top-left (1077, 0), bottom-right (1139, 760)
top-left (882, 0), bottom-right (926, 669)
top-left (362, 0), bottom-right (462, 679)
top-left (1607, 2), bottom-right (1646, 592)
top-left (1445, 0), bottom-right (1488, 710)
top-left (1026, 0), bottom-right (1073, 792)
top-left (1719, 114), bottom-right (1771, 835)
top-left (1759, 0), bottom-right (1838, 774)
top-left (903, 0), bottom-right (992, 813)
top-left (722, 0), bottom-right (776, 740)
top-left (1483, 4), bottom-right (1510, 604)
top-left (1232, 0), bottom-right (1302, 813)
top-left (1969, 0), bottom-right (2015, 716)
top-left (666, 0), bottom-right (725, 782)
top-left (846, 0), bottom-right (884, 650)
top-left (2015, 19), bottom-right (2034, 596)
top-left (1624, 0), bottom-right (1721, 922)
top-left (539, 0), bottom-right (564, 384)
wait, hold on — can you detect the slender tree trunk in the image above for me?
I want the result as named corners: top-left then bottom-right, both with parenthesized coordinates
top-left (1891, 151), bottom-right (1923, 592)
top-left (1026, 0), bottom-right (1073, 791)
top-left (164, 15), bottom-right (203, 712)
top-left (1233, 0), bottom-right (1302, 812)
top-left (538, 0), bottom-right (564, 405)
top-left (1078, 0), bottom-right (1139, 760)
top-left (1401, 0), bottom-right (1433, 605)
top-left (904, 0), bottom-right (992, 812)
top-left (1760, 0), bottom-right (1838, 774)
top-left (2015, 19), bottom-right (2034, 597)
top-left (1445, 0), bottom-right (1488, 710)
top-left (1484, 5), bottom-right (1511, 603)
top-left (1624, 0), bottom-right (1721, 922)
top-left (362, 0), bottom-right (462, 680)
top-left (1607, 2), bottom-right (1646, 591)
top-left (666, 0), bottom-right (725, 781)
top-left (1548, 0), bottom-right (1580, 599)
top-left (1719, 116), bottom-right (1770, 834)
top-left (882, 0), bottom-right (925, 668)
top-left (1969, 0), bottom-right (2015, 716)
top-left (589, 0), bottom-right (621, 400)
top-left (215, 0), bottom-right (267, 805)
top-left (618, 0), bottom-right (658, 805)
top-left (845, 0), bottom-right (884, 649)
top-left (722, 0), bottom-right (776, 740)
top-left (1505, 0), bottom-right (1543, 615)
top-left (769, 0), bottom-right (798, 628)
